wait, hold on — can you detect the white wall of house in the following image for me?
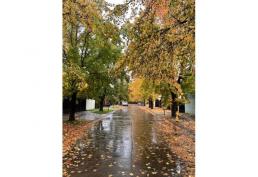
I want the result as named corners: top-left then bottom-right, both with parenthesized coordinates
top-left (185, 95), bottom-right (195, 115)
top-left (86, 99), bottom-right (95, 110)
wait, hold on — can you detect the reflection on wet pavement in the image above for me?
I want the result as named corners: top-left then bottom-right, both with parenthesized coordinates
top-left (64, 105), bottom-right (186, 177)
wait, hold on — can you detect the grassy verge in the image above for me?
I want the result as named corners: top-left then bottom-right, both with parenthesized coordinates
top-left (88, 108), bottom-right (113, 114)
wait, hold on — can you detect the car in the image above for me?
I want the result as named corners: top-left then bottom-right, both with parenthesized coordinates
top-left (121, 101), bottom-right (128, 106)
top-left (137, 102), bottom-right (144, 106)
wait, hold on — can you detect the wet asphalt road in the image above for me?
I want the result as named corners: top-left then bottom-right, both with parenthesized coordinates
top-left (64, 105), bottom-right (185, 177)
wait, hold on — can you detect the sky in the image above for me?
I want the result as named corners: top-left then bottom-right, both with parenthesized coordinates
top-left (105, 0), bottom-right (125, 5)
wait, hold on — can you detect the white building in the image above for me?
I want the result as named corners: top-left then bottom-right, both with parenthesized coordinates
top-left (185, 94), bottom-right (195, 115)
top-left (86, 99), bottom-right (95, 110)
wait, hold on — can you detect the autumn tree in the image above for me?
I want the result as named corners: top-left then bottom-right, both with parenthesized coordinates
top-left (63, 0), bottom-right (100, 120)
top-left (140, 79), bottom-right (158, 109)
top-left (63, 0), bottom-right (127, 116)
top-left (119, 0), bottom-right (195, 117)
top-left (113, 76), bottom-right (129, 104)
top-left (128, 78), bottom-right (143, 103)
top-left (83, 20), bottom-right (124, 111)
top-left (63, 62), bottom-right (88, 120)
top-left (129, 77), bottom-right (160, 108)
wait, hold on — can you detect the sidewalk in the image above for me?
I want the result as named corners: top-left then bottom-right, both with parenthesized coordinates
top-left (138, 105), bottom-right (171, 117)
top-left (138, 105), bottom-right (195, 176)
top-left (63, 105), bottom-right (123, 121)
top-left (138, 105), bottom-right (195, 120)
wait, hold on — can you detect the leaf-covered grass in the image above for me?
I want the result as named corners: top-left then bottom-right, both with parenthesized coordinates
top-left (63, 120), bottom-right (92, 156)
top-left (88, 108), bottom-right (113, 114)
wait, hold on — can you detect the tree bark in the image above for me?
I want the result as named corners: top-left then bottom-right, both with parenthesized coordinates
top-left (170, 92), bottom-right (177, 118)
top-left (99, 95), bottom-right (105, 112)
top-left (149, 97), bottom-right (153, 109)
top-left (69, 92), bottom-right (77, 121)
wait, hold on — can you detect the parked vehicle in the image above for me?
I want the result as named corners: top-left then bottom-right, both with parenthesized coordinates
top-left (122, 101), bottom-right (128, 106)
top-left (137, 102), bottom-right (144, 106)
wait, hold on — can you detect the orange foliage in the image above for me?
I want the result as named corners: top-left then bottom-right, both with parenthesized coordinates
top-left (128, 78), bottom-right (144, 102)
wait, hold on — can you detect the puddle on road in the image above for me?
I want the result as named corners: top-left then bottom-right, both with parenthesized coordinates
top-left (64, 106), bottom-right (186, 177)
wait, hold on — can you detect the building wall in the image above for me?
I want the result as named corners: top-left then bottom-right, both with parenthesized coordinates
top-left (86, 99), bottom-right (95, 110)
top-left (185, 95), bottom-right (195, 115)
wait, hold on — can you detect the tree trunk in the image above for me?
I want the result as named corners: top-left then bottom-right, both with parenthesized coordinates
top-left (99, 95), bottom-right (105, 112)
top-left (69, 92), bottom-right (77, 121)
top-left (149, 97), bottom-right (153, 109)
top-left (143, 99), bottom-right (145, 106)
top-left (170, 92), bottom-right (177, 118)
